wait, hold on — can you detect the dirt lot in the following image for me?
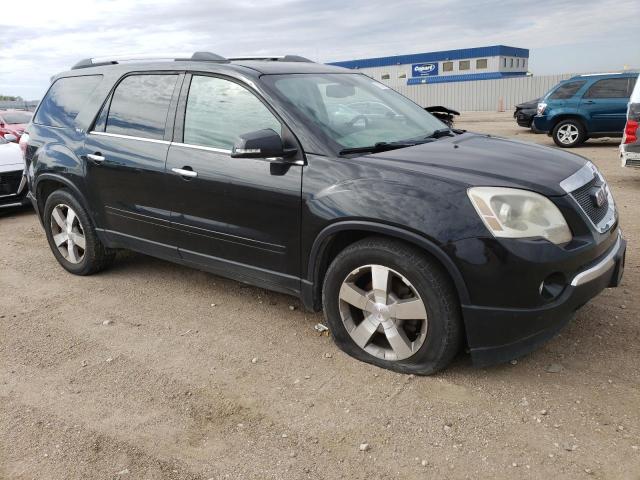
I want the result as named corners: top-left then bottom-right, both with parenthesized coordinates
top-left (1, 112), bottom-right (639, 480)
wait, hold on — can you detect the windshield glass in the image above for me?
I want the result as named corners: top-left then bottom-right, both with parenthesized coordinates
top-left (263, 73), bottom-right (446, 149)
top-left (2, 111), bottom-right (32, 124)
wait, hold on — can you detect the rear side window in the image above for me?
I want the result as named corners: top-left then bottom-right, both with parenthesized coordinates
top-left (34, 75), bottom-right (102, 128)
top-left (105, 74), bottom-right (178, 140)
top-left (584, 78), bottom-right (635, 99)
top-left (548, 80), bottom-right (585, 100)
top-left (183, 75), bottom-right (281, 150)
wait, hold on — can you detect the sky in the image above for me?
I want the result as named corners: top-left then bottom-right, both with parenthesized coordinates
top-left (2, 0), bottom-right (639, 99)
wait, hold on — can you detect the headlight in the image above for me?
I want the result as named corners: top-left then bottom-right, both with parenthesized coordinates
top-left (467, 187), bottom-right (572, 245)
top-left (537, 102), bottom-right (547, 115)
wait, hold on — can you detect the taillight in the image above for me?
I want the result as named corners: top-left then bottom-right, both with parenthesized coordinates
top-left (18, 132), bottom-right (29, 159)
top-left (623, 120), bottom-right (638, 144)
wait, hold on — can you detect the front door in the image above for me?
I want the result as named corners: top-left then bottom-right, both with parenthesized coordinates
top-left (580, 77), bottom-right (635, 133)
top-left (165, 74), bottom-right (303, 292)
top-left (83, 73), bottom-right (182, 255)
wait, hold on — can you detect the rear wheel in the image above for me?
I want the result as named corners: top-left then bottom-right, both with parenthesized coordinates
top-left (43, 189), bottom-right (115, 275)
top-left (552, 119), bottom-right (586, 147)
top-left (322, 237), bottom-right (462, 375)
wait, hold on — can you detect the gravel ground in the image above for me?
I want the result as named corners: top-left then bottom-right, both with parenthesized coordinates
top-left (1, 112), bottom-right (639, 480)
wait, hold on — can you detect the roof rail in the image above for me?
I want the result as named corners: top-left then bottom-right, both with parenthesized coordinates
top-left (71, 52), bottom-right (228, 70)
top-left (228, 55), bottom-right (314, 63)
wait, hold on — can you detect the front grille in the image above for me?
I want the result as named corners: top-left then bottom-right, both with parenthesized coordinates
top-left (570, 177), bottom-right (609, 225)
top-left (0, 170), bottom-right (22, 196)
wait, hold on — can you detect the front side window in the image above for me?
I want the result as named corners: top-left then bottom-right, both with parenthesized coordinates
top-left (263, 73), bottom-right (446, 149)
top-left (548, 80), bottom-right (586, 100)
top-left (34, 75), bottom-right (102, 128)
top-left (183, 76), bottom-right (281, 150)
top-left (584, 78), bottom-right (634, 99)
top-left (443, 62), bottom-right (453, 72)
top-left (459, 60), bottom-right (470, 71)
top-left (105, 74), bottom-right (178, 140)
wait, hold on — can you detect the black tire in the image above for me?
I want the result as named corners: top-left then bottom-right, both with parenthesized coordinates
top-left (322, 237), bottom-right (463, 375)
top-left (552, 119), bottom-right (586, 148)
top-left (43, 189), bottom-right (115, 275)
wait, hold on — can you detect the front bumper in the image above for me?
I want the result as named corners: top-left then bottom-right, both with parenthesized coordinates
top-left (532, 115), bottom-right (552, 134)
top-left (0, 172), bottom-right (29, 209)
top-left (463, 231), bottom-right (626, 367)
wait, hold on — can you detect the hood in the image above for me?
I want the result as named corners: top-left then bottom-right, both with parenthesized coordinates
top-left (0, 142), bottom-right (24, 172)
top-left (515, 98), bottom-right (540, 109)
top-left (364, 133), bottom-right (586, 196)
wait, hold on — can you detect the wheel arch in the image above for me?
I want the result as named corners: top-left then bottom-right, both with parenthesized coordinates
top-left (550, 114), bottom-right (588, 132)
top-left (34, 174), bottom-right (92, 224)
top-left (302, 221), bottom-right (470, 311)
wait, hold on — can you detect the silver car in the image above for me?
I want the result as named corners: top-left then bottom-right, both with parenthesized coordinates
top-left (621, 76), bottom-right (640, 168)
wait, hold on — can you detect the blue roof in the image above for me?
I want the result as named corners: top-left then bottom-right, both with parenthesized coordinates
top-left (406, 71), bottom-right (527, 85)
top-left (328, 45), bottom-right (529, 70)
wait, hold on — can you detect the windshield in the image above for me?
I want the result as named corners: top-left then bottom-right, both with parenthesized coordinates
top-left (2, 111), bottom-right (32, 124)
top-left (263, 73), bottom-right (446, 150)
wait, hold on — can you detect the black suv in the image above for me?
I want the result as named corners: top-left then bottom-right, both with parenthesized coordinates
top-left (23, 52), bottom-right (625, 374)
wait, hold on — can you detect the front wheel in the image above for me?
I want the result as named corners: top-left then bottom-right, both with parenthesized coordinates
top-left (552, 119), bottom-right (586, 148)
top-left (322, 237), bottom-right (463, 375)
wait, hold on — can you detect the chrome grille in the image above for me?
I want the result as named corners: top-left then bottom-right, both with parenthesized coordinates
top-left (561, 162), bottom-right (616, 233)
top-left (570, 177), bottom-right (609, 225)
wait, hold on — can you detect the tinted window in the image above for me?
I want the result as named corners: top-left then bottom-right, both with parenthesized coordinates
top-left (549, 81), bottom-right (586, 100)
top-left (584, 78), bottom-right (634, 99)
top-left (34, 75), bottom-right (102, 128)
top-left (106, 74), bottom-right (178, 140)
top-left (183, 76), bottom-right (281, 150)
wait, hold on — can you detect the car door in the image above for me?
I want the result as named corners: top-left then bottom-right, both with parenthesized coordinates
top-left (165, 74), bottom-right (303, 292)
top-left (580, 77), bottom-right (635, 133)
top-left (83, 72), bottom-right (183, 257)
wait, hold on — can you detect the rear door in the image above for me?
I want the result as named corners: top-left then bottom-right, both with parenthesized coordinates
top-left (83, 73), bottom-right (183, 256)
top-left (165, 74), bottom-right (303, 292)
top-left (580, 77), bottom-right (635, 133)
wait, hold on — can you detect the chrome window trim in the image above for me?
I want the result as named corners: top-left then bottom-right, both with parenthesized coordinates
top-left (171, 142), bottom-right (231, 154)
top-left (571, 231), bottom-right (622, 286)
top-left (560, 161), bottom-right (616, 233)
top-left (89, 131), bottom-right (170, 145)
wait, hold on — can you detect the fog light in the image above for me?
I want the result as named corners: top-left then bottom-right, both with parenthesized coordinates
top-left (539, 273), bottom-right (567, 301)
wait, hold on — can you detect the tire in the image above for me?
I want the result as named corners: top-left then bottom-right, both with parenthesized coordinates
top-left (43, 189), bottom-right (115, 275)
top-left (552, 119), bottom-right (586, 148)
top-left (322, 237), bottom-right (463, 375)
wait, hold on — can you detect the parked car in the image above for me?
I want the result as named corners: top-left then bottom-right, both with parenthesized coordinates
top-left (620, 75), bottom-right (640, 168)
top-left (533, 72), bottom-right (638, 147)
top-left (513, 98), bottom-right (539, 128)
top-left (23, 53), bottom-right (625, 374)
top-left (424, 105), bottom-right (459, 128)
top-left (0, 135), bottom-right (28, 209)
top-left (0, 110), bottom-right (33, 142)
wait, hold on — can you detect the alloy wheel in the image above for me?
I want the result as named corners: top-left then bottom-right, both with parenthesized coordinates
top-left (50, 204), bottom-right (86, 264)
top-left (338, 264), bottom-right (428, 361)
top-left (557, 123), bottom-right (579, 145)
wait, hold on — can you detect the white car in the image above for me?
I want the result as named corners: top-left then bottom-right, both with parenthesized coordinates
top-left (0, 135), bottom-right (28, 209)
top-left (621, 76), bottom-right (640, 168)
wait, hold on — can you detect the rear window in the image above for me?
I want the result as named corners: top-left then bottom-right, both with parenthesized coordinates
top-left (104, 74), bottom-right (178, 140)
top-left (584, 77), bottom-right (636, 99)
top-left (548, 80), bottom-right (585, 100)
top-left (34, 75), bottom-right (102, 128)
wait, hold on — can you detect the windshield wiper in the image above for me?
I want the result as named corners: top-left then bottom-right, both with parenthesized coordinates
top-left (425, 127), bottom-right (455, 139)
top-left (339, 140), bottom-right (429, 156)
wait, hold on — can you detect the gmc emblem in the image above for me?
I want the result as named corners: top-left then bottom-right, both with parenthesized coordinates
top-left (592, 185), bottom-right (607, 208)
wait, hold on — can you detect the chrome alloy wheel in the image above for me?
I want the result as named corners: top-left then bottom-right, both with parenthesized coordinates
top-left (50, 204), bottom-right (86, 264)
top-left (557, 123), bottom-right (579, 145)
top-left (338, 264), bottom-right (428, 361)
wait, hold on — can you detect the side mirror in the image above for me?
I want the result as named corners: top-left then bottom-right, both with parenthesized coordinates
top-left (231, 128), bottom-right (297, 159)
top-left (4, 133), bottom-right (18, 143)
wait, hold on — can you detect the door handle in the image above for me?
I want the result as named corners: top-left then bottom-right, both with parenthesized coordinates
top-left (87, 153), bottom-right (105, 163)
top-left (584, 100), bottom-right (595, 104)
top-left (171, 167), bottom-right (198, 178)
